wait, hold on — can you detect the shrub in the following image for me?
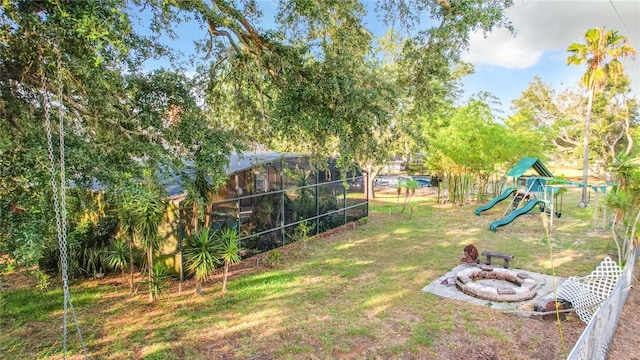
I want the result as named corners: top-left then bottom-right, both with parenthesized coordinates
top-left (264, 249), bottom-right (283, 267)
top-left (143, 262), bottom-right (170, 300)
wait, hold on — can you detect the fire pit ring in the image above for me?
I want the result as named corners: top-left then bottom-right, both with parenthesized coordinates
top-left (455, 267), bottom-right (537, 302)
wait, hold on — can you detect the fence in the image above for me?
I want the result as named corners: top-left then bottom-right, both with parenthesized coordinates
top-left (567, 247), bottom-right (638, 360)
top-left (207, 175), bottom-right (368, 257)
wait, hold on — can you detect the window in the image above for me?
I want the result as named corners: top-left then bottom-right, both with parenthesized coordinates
top-left (255, 170), bottom-right (268, 193)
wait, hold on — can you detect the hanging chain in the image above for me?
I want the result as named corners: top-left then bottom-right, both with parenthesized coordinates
top-left (55, 48), bottom-right (88, 358)
top-left (41, 47), bottom-right (88, 359)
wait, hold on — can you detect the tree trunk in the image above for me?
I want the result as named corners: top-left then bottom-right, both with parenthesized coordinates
top-left (129, 233), bottom-right (134, 294)
top-left (148, 244), bottom-right (153, 302)
top-left (581, 87), bottom-right (594, 204)
top-left (364, 165), bottom-right (381, 200)
top-left (624, 105), bottom-right (634, 156)
top-left (196, 280), bottom-right (203, 295)
top-left (626, 207), bottom-right (640, 259)
top-left (192, 202), bottom-right (199, 233)
top-left (222, 262), bottom-right (229, 293)
top-left (204, 203), bottom-right (212, 228)
top-left (182, 207), bottom-right (192, 237)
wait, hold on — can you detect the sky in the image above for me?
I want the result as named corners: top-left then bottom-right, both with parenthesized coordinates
top-left (461, 0), bottom-right (639, 115)
top-left (141, 0), bottom-right (640, 118)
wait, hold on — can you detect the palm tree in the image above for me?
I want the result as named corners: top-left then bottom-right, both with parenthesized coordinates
top-left (133, 191), bottom-right (167, 302)
top-left (115, 193), bottom-right (139, 294)
top-left (567, 27), bottom-right (635, 206)
top-left (183, 227), bottom-right (219, 295)
top-left (217, 228), bottom-right (241, 293)
top-left (180, 165), bottom-right (217, 292)
top-left (290, 168), bottom-right (314, 221)
top-left (400, 178), bottom-right (418, 213)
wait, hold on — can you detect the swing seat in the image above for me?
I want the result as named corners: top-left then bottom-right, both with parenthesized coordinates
top-left (544, 208), bottom-right (561, 218)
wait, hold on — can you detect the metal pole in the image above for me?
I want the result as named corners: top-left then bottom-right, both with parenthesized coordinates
top-left (549, 187), bottom-right (554, 233)
top-left (235, 173), bottom-right (240, 235)
top-left (316, 166), bottom-right (320, 235)
top-left (365, 173), bottom-right (369, 218)
top-left (280, 158), bottom-right (285, 246)
top-left (178, 206), bottom-right (184, 294)
top-left (593, 190), bottom-right (599, 230)
top-left (343, 180), bottom-right (347, 225)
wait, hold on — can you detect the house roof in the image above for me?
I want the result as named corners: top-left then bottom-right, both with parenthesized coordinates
top-left (506, 158), bottom-right (553, 178)
top-left (164, 152), bottom-right (299, 199)
top-left (225, 152), bottom-right (298, 175)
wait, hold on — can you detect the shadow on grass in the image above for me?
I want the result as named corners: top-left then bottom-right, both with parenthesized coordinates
top-left (0, 188), bottom-right (617, 359)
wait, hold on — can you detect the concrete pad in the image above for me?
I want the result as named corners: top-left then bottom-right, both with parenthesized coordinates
top-left (422, 264), bottom-right (566, 314)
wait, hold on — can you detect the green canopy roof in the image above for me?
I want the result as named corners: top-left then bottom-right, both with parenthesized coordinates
top-left (506, 158), bottom-right (553, 178)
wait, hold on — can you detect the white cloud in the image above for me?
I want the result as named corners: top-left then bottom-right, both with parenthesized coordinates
top-left (463, 0), bottom-right (640, 70)
top-left (465, 29), bottom-right (543, 69)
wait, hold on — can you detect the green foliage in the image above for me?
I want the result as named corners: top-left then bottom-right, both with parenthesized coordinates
top-left (288, 168), bottom-right (315, 221)
top-left (0, 187), bottom-right (621, 359)
top-left (218, 229), bottom-right (242, 265)
top-left (0, 0), bottom-right (516, 276)
top-left (130, 182), bottom-right (167, 301)
top-left (378, 0), bottom-right (514, 113)
top-left (82, 247), bottom-right (109, 277)
top-left (107, 238), bottom-right (130, 274)
top-left (183, 228), bottom-right (220, 283)
top-left (510, 74), bottom-right (638, 172)
top-left (567, 27), bottom-right (636, 202)
top-left (35, 270), bottom-right (50, 291)
top-left (605, 155), bottom-right (640, 263)
top-left (507, 76), bottom-right (559, 151)
top-left (1, 0), bottom-right (236, 270)
top-left (290, 220), bottom-right (312, 250)
top-left (428, 96), bottom-right (538, 204)
top-left (400, 178), bottom-right (419, 214)
top-left (567, 28), bottom-right (636, 91)
top-left (547, 176), bottom-right (569, 199)
top-left (264, 249), bottom-right (283, 267)
top-left (218, 228), bottom-right (241, 293)
top-left (134, 202), bottom-right (163, 252)
top-left (143, 262), bottom-right (170, 301)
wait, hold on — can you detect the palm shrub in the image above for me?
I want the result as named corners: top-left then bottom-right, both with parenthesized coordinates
top-left (143, 262), bottom-right (170, 300)
top-left (401, 178), bottom-right (418, 214)
top-left (605, 155), bottom-right (640, 264)
top-left (605, 188), bottom-right (640, 264)
top-left (217, 228), bottom-right (241, 293)
top-left (133, 192), bottom-right (167, 302)
top-left (288, 168), bottom-right (314, 221)
top-left (84, 247), bottom-right (109, 278)
top-left (115, 193), bottom-right (139, 294)
top-left (183, 228), bottom-right (219, 295)
top-left (108, 238), bottom-right (130, 286)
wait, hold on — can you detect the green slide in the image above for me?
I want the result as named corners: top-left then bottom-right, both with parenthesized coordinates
top-left (475, 188), bottom-right (516, 216)
top-left (489, 199), bottom-right (544, 231)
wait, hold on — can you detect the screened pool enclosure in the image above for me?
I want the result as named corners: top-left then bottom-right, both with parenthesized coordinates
top-left (160, 153), bottom-right (368, 268)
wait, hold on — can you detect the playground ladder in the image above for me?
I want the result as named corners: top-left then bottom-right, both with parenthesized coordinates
top-left (503, 179), bottom-right (537, 217)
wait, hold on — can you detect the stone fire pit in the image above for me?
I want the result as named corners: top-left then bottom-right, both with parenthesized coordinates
top-left (455, 266), bottom-right (537, 302)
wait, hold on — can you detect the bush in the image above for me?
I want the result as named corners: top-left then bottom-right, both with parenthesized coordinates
top-left (264, 249), bottom-right (283, 267)
top-left (144, 262), bottom-right (170, 300)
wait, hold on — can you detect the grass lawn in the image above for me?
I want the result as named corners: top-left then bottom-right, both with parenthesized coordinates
top-left (0, 188), bottom-right (617, 359)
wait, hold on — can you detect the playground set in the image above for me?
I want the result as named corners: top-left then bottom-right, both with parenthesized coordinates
top-left (475, 158), bottom-right (612, 232)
